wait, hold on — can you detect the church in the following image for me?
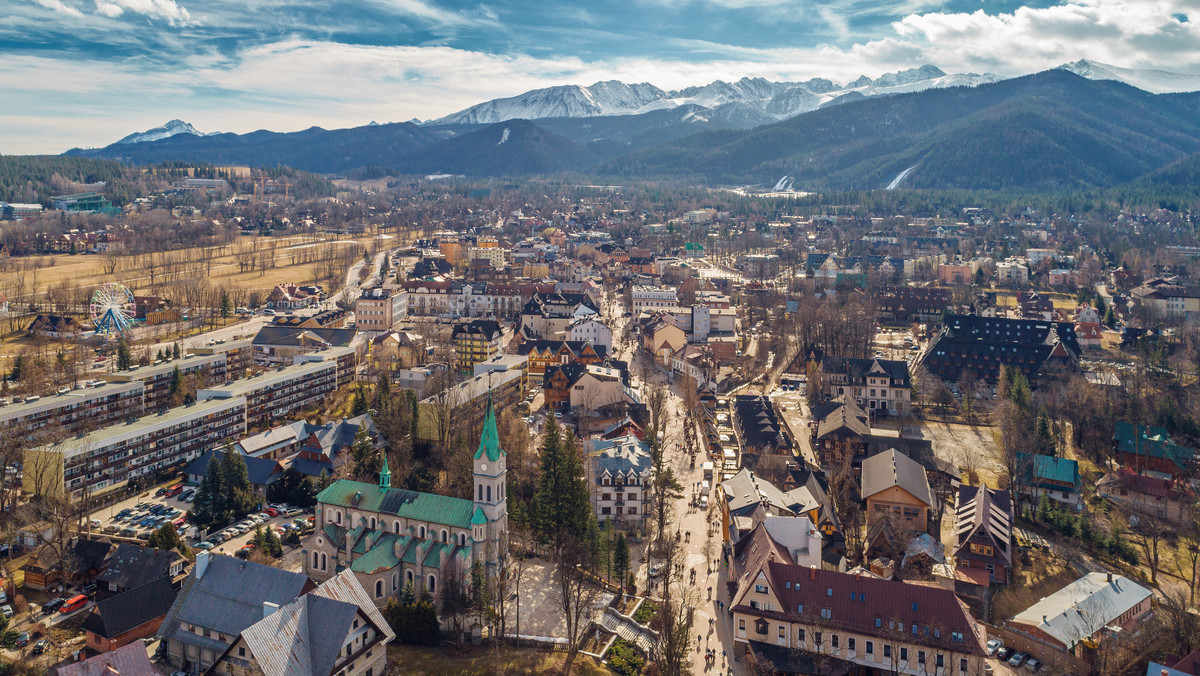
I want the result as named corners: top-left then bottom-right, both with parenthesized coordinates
top-left (304, 394), bottom-right (508, 607)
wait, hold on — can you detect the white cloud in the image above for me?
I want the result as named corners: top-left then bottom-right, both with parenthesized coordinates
top-left (32, 0), bottom-right (83, 17)
top-left (91, 0), bottom-right (191, 25)
top-left (5, 0), bottom-right (1200, 152)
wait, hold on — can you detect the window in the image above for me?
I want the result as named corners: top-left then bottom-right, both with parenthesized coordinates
top-left (884, 645), bottom-right (892, 659)
top-left (238, 647), bottom-right (245, 657)
top-left (827, 588), bottom-right (833, 596)
top-left (820, 608), bottom-right (832, 619)
top-left (866, 641), bottom-right (874, 655)
top-left (875, 617), bottom-right (882, 628)
top-left (796, 604), bottom-right (804, 614)
top-left (937, 653), bottom-right (944, 669)
top-left (797, 628), bottom-right (805, 643)
top-left (951, 632), bottom-right (964, 642)
top-left (755, 584), bottom-right (768, 593)
top-left (375, 580), bottom-right (383, 598)
top-left (960, 658), bottom-right (969, 672)
top-left (848, 638), bottom-right (855, 652)
top-left (918, 651), bottom-right (926, 664)
top-left (428, 575), bottom-right (436, 593)
top-left (738, 619), bottom-right (745, 632)
top-left (900, 647), bottom-right (908, 661)
top-left (831, 634), bottom-right (839, 649)
top-left (778, 626), bottom-right (786, 639)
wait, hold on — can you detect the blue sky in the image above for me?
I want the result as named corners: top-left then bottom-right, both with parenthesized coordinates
top-left (2, 0), bottom-right (1198, 153)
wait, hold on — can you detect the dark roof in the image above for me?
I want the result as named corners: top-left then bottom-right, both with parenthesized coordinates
top-left (82, 576), bottom-right (177, 639)
top-left (251, 326), bottom-right (357, 348)
top-left (97, 543), bottom-right (184, 590)
top-left (917, 314), bottom-right (1080, 383)
top-left (542, 362), bottom-right (587, 387)
top-left (954, 485), bottom-right (1013, 567)
top-left (822, 356), bottom-right (911, 385)
top-left (185, 450), bottom-right (282, 486)
top-left (517, 339), bottom-right (607, 359)
top-left (452, 319), bottom-right (503, 340)
top-left (74, 538), bottom-right (115, 573)
top-left (747, 640), bottom-right (854, 676)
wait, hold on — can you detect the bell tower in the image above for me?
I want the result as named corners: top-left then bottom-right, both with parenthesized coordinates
top-left (473, 390), bottom-right (507, 568)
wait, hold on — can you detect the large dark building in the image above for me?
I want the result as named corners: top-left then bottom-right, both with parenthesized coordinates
top-left (917, 314), bottom-right (1080, 384)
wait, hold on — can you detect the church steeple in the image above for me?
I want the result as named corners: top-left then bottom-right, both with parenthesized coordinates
top-left (474, 389), bottom-right (504, 462)
top-left (379, 452), bottom-right (391, 489)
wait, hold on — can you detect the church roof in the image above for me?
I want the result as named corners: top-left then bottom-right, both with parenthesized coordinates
top-left (317, 480), bottom-right (475, 529)
top-left (471, 506), bottom-right (487, 526)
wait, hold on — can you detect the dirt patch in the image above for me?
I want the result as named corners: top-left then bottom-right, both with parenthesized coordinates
top-left (387, 644), bottom-right (610, 675)
top-left (991, 550), bottom-right (1077, 621)
top-left (921, 420), bottom-right (1005, 486)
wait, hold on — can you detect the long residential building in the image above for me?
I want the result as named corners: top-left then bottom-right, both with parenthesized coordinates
top-left (0, 381), bottom-right (145, 441)
top-left (24, 397), bottom-right (247, 499)
top-left (199, 358), bottom-right (338, 426)
top-left (101, 353), bottom-right (228, 411)
top-left (732, 562), bottom-right (987, 676)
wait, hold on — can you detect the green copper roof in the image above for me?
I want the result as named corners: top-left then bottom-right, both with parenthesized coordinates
top-left (422, 541), bottom-right (447, 567)
top-left (473, 390), bottom-right (504, 462)
top-left (400, 539), bottom-right (421, 564)
top-left (471, 506), bottom-right (487, 526)
top-left (350, 533), bottom-right (401, 574)
top-left (379, 452), bottom-right (391, 488)
top-left (317, 479), bottom-right (475, 529)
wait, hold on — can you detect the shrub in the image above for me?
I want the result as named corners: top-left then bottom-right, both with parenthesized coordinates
top-left (607, 638), bottom-right (645, 676)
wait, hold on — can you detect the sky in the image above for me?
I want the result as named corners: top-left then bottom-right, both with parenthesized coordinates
top-left (2, 0), bottom-right (1199, 153)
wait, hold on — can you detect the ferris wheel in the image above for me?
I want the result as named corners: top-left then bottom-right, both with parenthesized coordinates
top-left (89, 282), bottom-right (136, 336)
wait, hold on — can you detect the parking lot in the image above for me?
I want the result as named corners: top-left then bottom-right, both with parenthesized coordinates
top-left (88, 483), bottom-right (314, 560)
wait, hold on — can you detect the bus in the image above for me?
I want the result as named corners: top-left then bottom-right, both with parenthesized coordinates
top-left (60, 594), bottom-right (88, 614)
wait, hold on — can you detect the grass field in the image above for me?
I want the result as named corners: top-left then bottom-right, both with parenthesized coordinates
top-left (15, 232), bottom-right (395, 299)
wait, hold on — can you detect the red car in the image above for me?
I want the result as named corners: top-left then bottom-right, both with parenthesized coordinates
top-left (265, 508), bottom-right (279, 517)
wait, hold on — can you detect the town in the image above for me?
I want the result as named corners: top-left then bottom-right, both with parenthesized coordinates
top-left (0, 171), bottom-right (1197, 676)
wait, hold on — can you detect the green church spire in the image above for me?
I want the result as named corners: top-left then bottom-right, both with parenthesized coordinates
top-left (474, 389), bottom-right (504, 462)
top-left (379, 451), bottom-right (391, 489)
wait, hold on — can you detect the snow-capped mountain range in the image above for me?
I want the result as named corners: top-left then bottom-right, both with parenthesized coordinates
top-left (116, 119), bottom-right (206, 144)
top-left (1055, 59), bottom-right (1200, 94)
top-left (428, 65), bottom-right (998, 125)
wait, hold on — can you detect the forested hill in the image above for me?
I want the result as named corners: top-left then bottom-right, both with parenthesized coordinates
top-left (595, 70), bottom-right (1200, 192)
top-left (0, 156), bottom-right (333, 206)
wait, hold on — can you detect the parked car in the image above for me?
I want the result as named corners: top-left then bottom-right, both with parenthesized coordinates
top-left (265, 508), bottom-right (279, 517)
top-left (1, 604), bottom-right (14, 618)
top-left (996, 647), bottom-right (1013, 661)
top-left (32, 638), bottom-right (48, 654)
top-left (41, 598), bottom-right (65, 614)
top-left (1008, 652), bottom-right (1029, 667)
top-left (14, 632), bottom-right (28, 647)
top-left (1025, 658), bottom-right (1042, 672)
top-left (194, 541), bottom-right (214, 551)
top-left (986, 639), bottom-right (1002, 656)
top-left (80, 583), bottom-right (97, 595)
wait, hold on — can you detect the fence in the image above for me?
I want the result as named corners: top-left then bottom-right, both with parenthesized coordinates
top-left (985, 623), bottom-right (1091, 675)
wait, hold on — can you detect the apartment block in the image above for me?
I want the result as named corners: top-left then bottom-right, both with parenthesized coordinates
top-left (192, 340), bottom-right (254, 380)
top-left (354, 286), bottom-right (407, 332)
top-left (24, 397), bottom-right (247, 499)
top-left (0, 381), bottom-right (145, 441)
top-left (199, 360), bottom-right (338, 426)
top-left (102, 353), bottom-right (227, 411)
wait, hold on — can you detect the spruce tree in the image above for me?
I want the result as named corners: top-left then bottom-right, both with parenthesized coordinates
top-left (220, 290), bottom-right (232, 319)
top-left (116, 337), bottom-right (132, 370)
top-left (192, 456), bottom-right (227, 531)
top-left (221, 449), bottom-right (257, 518)
top-left (173, 342), bottom-right (181, 359)
top-left (613, 533), bottom-right (630, 591)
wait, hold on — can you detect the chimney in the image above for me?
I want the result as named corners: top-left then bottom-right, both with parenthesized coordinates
top-left (263, 601), bottom-right (279, 619)
top-left (195, 551), bottom-right (210, 579)
top-left (810, 567), bottom-right (816, 581)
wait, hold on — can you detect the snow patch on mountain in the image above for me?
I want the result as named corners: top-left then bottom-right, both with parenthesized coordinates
top-left (1056, 59), bottom-right (1200, 94)
top-left (430, 66), bottom-right (1000, 128)
top-left (497, 127), bottom-right (510, 145)
top-left (117, 119), bottom-right (205, 144)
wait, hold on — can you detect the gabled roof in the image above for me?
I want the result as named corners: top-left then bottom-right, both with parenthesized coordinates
top-left (954, 485), bottom-right (1013, 566)
top-left (81, 576), bottom-right (177, 639)
top-left (252, 326), bottom-right (357, 348)
top-left (1114, 422), bottom-right (1194, 468)
top-left (1012, 572), bottom-right (1153, 649)
top-left (158, 553), bottom-right (312, 642)
top-left (96, 543), bottom-right (184, 590)
top-left (733, 561), bottom-right (985, 655)
top-left (1018, 453), bottom-right (1080, 487)
top-left (237, 592), bottom-right (357, 676)
top-left (57, 642), bottom-right (157, 676)
top-left (317, 479), bottom-right (476, 529)
top-left (185, 450), bottom-right (282, 486)
top-left (861, 449), bottom-right (932, 506)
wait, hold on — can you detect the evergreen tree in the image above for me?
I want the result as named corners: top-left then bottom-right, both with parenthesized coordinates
top-left (221, 449), bottom-right (257, 518)
top-left (116, 337), bottom-right (132, 371)
top-left (613, 533), bottom-right (630, 591)
top-left (351, 386), bottom-right (368, 416)
top-left (9, 356), bottom-right (22, 383)
top-left (147, 523), bottom-right (189, 557)
top-left (349, 426), bottom-right (381, 481)
top-left (0, 608), bottom-right (19, 648)
top-left (219, 290), bottom-right (232, 319)
top-left (191, 455), bottom-right (227, 530)
top-left (172, 342), bottom-right (181, 359)
top-left (531, 421), bottom-right (590, 545)
top-left (168, 366), bottom-right (183, 401)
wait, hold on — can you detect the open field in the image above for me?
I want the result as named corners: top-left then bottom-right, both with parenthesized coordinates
top-left (9, 232), bottom-right (393, 298)
top-left (387, 644), bottom-right (612, 675)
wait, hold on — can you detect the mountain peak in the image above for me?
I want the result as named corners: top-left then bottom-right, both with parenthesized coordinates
top-left (117, 119), bottom-right (204, 144)
top-left (1056, 59), bottom-right (1200, 93)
